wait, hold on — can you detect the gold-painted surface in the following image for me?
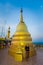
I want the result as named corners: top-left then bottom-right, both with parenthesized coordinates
top-left (8, 9), bottom-right (36, 61)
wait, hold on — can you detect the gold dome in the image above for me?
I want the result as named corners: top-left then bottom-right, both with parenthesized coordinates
top-left (16, 22), bottom-right (28, 32)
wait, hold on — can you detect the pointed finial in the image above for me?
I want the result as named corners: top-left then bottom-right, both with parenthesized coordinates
top-left (8, 26), bottom-right (10, 32)
top-left (20, 8), bottom-right (23, 13)
top-left (20, 8), bottom-right (23, 23)
top-left (9, 26), bottom-right (10, 29)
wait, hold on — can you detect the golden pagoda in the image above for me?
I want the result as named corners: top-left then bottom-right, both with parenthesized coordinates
top-left (8, 8), bottom-right (36, 61)
top-left (6, 27), bottom-right (10, 39)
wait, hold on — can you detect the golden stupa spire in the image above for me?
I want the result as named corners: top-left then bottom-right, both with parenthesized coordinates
top-left (20, 8), bottom-right (23, 23)
top-left (7, 26), bottom-right (10, 39)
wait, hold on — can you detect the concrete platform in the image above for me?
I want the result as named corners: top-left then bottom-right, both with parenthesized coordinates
top-left (0, 48), bottom-right (43, 65)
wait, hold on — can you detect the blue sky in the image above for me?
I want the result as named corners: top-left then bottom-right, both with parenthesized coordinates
top-left (0, 0), bottom-right (43, 42)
